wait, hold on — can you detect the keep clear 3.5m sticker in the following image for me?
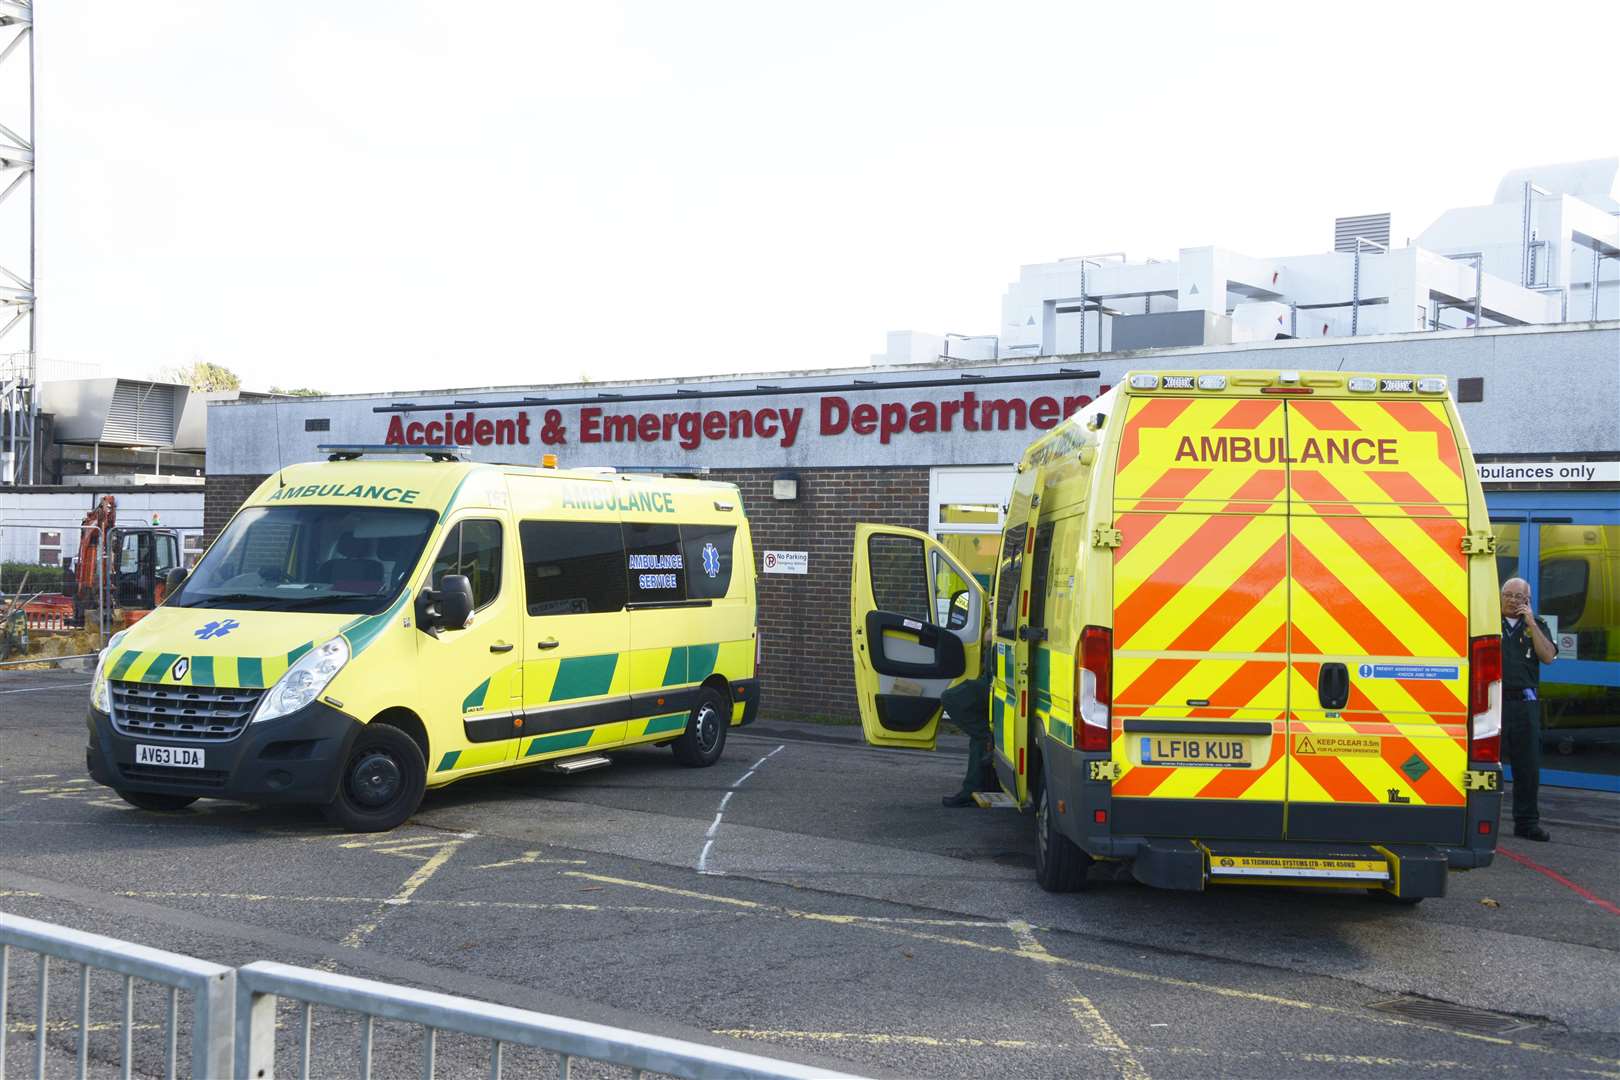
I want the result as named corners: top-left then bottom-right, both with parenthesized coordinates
top-left (1294, 734), bottom-right (1380, 757)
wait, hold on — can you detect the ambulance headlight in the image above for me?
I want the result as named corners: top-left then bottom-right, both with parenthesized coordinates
top-left (90, 629), bottom-right (130, 714)
top-left (254, 637), bottom-right (350, 723)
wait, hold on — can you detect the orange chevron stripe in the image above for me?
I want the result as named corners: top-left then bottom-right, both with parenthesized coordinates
top-left (1379, 400), bottom-right (1461, 476)
top-left (1116, 515), bottom-right (1266, 643)
top-left (1203, 658), bottom-right (1287, 709)
top-left (1112, 767), bottom-right (1175, 799)
top-left (1290, 745), bottom-right (1379, 803)
top-left (1117, 397), bottom-right (1196, 473)
top-left (1165, 536), bottom-right (1285, 653)
top-left (1395, 677), bottom-right (1465, 716)
top-left (1292, 400), bottom-right (1361, 430)
top-left (1213, 398), bottom-right (1281, 429)
top-left (1133, 467), bottom-right (1214, 512)
top-left (1115, 657), bottom-right (1199, 706)
top-left (1115, 468), bottom-right (1284, 563)
top-left (1194, 733), bottom-right (1285, 799)
top-left (1380, 736), bottom-right (1463, 806)
top-left (1292, 474), bottom-right (1465, 651)
top-left (1289, 540), bottom-right (1414, 657)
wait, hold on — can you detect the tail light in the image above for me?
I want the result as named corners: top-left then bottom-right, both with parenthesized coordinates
top-left (1075, 625), bottom-right (1112, 752)
top-left (1469, 635), bottom-right (1502, 762)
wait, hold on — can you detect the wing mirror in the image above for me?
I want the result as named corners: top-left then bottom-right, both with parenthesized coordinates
top-left (416, 574), bottom-right (474, 636)
top-left (946, 589), bottom-right (971, 631)
top-left (165, 567), bottom-right (188, 592)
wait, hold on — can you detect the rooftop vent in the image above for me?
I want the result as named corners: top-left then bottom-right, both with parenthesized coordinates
top-left (1334, 213), bottom-right (1391, 253)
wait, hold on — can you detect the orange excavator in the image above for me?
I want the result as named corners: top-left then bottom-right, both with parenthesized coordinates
top-left (73, 495), bottom-right (183, 627)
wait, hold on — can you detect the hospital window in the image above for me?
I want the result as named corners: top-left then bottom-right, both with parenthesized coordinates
top-left (1538, 524), bottom-right (1616, 663)
top-left (37, 530), bottom-right (62, 566)
top-left (182, 533), bottom-right (205, 569)
top-left (431, 519), bottom-right (503, 610)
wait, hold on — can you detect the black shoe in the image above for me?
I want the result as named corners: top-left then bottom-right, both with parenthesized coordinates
top-left (941, 792), bottom-right (976, 808)
top-left (1514, 825), bottom-right (1551, 842)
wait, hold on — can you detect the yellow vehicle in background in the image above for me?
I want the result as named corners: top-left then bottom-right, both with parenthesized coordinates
top-left (87, 446), bottom-right (759, 830)
top-left (853, 371), bottom-right (1504, 903)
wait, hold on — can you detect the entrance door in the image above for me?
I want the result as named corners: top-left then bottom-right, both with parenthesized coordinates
top-left (850, 525), bottom-right (986, 749)
top-left (1284, 398), bottom-right (1470, 843)
top-left (1109, 396), bottom-right (1290, 839)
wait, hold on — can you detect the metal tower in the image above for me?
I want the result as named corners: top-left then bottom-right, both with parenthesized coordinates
top-left (0, 0), bottom-right (33, 484)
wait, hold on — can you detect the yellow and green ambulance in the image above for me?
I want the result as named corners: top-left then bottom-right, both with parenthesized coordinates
top-left (87, 446), bottom-right (759, 830)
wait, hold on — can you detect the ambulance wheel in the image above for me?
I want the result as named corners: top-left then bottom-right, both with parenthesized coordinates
top-left (1033, 765), bottom-right (1090, 893)
top-left (325, 723), bottom-right (426, 832)
top-left (672, 688), bottom-right (729, 767)
top-left (118, 790), bottom-right (198, 812)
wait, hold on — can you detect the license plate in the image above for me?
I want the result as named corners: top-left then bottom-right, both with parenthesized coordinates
top-left (1140, 735), bottom-right (1251, 768)
top-left (135, 744), bottom-right (205, 769)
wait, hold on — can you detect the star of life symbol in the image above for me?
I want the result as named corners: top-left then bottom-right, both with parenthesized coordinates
top-left (194, 618), bottom-right (240, 640)
top-left (701, 542), bottom-right (721, 578)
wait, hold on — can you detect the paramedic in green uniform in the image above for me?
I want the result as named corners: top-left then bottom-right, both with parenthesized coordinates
top-left (1500, 577), bottom-right (1558, 842)
top-left (939, 629), bottom-right (996, 808)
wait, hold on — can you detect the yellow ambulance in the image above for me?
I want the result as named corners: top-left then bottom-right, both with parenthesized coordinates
top-left (853, 371), bottom-right (1503, 902)
top-left (86, 446), bottom-right (759, 831)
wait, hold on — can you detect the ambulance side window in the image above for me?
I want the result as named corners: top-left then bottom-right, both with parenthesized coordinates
top-left (430, 520), bottom-right (503, 610)
top-left (624, 522), bottom-right (688, 604)
top-left (520, 521), bottom-right (627, 616)
top-left (868, 534), bottom-right (932, 624)
top-left (681, 525), bottom-right (736, 600)
top-left (994, 523), bottom-right (1027, 639)
top-left (1026, 521), bottom-right (1055, 630)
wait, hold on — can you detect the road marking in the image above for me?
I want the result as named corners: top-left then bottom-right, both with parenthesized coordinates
top-left (1009, 920), bottom-right (1149, 1080)
top-left (700, 743), bottom-right (786, 875)
top-left (715, 1030), bottom-right (1494, 1073)
top-left (111, 890), bottom-right (713, 916)
top-left (569, 871), bottom-right (1620, 1071)
top-left (1498, 844), bottom-right (1620, 917)
top-left (0, 682), bottom-right (91, 695)
top-left (475, 851), bottom-right (587, 870)
top-left (335, 837), bottom-right (465, 953)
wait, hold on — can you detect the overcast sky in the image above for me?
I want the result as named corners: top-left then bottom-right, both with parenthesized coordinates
top-left (28, 0), bottom-right (1619, 394)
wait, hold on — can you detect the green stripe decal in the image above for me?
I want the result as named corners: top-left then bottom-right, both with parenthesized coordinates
top-left (1033, 645), bottom-right (1050, 693)
top-left (109, 651), bottom-right (141, 680)
top-left (286, 642), bottom-right (313, 665)
top-left (687, 642), bottom-right (719, 682)
top-left (189, 656), bottom-right (215, 687)
top-left (438, 750), bottom-right (461, 772)
top-left (526, 729), bottom-right (593, 756)
top-left (643, 712), bottom-right (688, 736)
top-left (662, 645), bottom-right (688, 687)
top-left (238, 657), bottom-right (264, 688)
top-left (142, 653), bottom-right (180, 683)
top-left (462, 679), bottom-right (491, 713)
top-left (341, 590), bottom-right (414, 658)
top-left (550, 654), bottom-right (617, 701)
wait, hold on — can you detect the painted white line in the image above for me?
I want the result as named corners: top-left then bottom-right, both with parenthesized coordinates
top-left (698, 743), bottom-right (786, 875)
top-left (0, 682), bottom-right (90, 695)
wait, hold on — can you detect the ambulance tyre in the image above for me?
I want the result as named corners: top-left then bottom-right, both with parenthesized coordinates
top-left (1033, 763), bottom-right (1090, 893)
top-left (118, 790), bottom-right (198, 812)
top-left (324, 722), bottom-right (426, 832)
top-left (672, 688), bottom-right (729, 767)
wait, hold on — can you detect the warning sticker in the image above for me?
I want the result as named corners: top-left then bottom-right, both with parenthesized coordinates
top-left (1293, 734), bottom-right (1381, 757)
top-left (1357, 663), bottom-right (1458, 681)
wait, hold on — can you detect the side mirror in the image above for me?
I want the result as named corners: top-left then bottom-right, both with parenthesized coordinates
top-left (946, 589), bottom-right (971, 631)
top-left (165, 567), bottom-right (187, 592)
top-left (438, 575), bottom-right (474, 630)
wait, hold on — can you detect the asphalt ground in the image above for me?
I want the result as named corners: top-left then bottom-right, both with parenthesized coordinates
top-left (2, 668), bottom-right (1619, 1079)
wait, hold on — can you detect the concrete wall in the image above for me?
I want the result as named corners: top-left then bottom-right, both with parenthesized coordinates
top-left (207, 324), bottom-right (1620, 477)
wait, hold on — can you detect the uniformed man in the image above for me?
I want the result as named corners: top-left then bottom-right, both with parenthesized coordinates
top-left (939, 629), bottom-right (996, 808)
top-left (1500, 577), bottom-right (1558, 842)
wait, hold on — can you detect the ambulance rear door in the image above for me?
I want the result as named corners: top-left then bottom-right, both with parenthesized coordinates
top-left (1284, 394), bottom-right (1470, 843)
top-left (989, 464), bottom-right (1046, 807)
top-left (1109, 394), bottom-right (1291, 840)
top-left (850, 524), bottom-right (987, 749)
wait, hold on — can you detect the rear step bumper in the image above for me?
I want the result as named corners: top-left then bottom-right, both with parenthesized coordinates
top-left (1130, 839), bottom-right (1451, 899)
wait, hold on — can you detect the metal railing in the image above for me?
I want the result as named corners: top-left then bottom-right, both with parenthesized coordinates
top-left (235, 960), bottom-right (864, 1080)
top-left (0, 912), bottom-right (864, 1080)
top-left (0, 911), bottom-right (234, 1080)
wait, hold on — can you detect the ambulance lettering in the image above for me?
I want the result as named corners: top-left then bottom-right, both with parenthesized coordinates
top-left (1172, 435), bottom-right (1398, 465)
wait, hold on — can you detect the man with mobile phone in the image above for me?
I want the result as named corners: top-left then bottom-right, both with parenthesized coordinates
top-left (1500, 578), bottom-right (1559, 841)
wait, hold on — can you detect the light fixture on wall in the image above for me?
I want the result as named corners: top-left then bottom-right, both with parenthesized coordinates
top-left (772, 471), bottom-right (800, 501)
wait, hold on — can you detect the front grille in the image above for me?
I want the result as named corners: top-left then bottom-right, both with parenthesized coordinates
top-left (111, 681), bottom-right (265, 742)
top-left (121, 765), bottom-right (230, 789)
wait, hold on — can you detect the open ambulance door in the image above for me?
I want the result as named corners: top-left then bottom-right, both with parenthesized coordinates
top-left (851, 524), bottom-right (987, 749)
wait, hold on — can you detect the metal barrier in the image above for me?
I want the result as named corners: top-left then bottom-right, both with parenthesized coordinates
top-left (0, 911), bottom-right (235, 1080)
top-left (236, 961), bottom-right (864, 1080)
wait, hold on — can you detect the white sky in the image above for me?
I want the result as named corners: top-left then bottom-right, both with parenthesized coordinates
top-left (28, 0), bottom-right (1620, 394)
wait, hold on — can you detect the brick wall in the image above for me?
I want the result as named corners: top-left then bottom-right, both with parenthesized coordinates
top-left (204, 465), bottom-right (928, 723)
top-left (712, 466), bottom-right (929, 721)
top-left (204, 473), bottom-right (268, 541)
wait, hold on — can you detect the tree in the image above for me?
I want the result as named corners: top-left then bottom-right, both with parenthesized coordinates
top-left (164, 361), bottom-right (240, 391)
top-left (268, 386), bottom-right (324, 397)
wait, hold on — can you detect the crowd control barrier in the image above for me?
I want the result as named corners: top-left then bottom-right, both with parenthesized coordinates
top-left (1, 911), bottom-right (863, 1080)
